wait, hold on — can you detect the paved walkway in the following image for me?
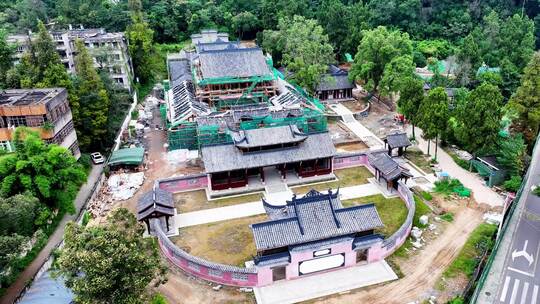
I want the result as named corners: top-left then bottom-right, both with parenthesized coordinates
top-left (253, 260), bottom-right (397, 304)
top-left (173, 182), bottom-right (381, 229)
top-left (410, 127), bottom-right (504, 207)
top-left (1, 164), bottom-right (104, 304)
top-left (330, 103), bottom-right (384, 149)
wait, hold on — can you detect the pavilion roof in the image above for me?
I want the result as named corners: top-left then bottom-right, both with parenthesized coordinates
top-left (250, 189), bottom-right (383, 251)
top-left (368, 151), bottom-right (409, 180)
top-left (385, 132), bottom-right (411, 149)
top-left (137, 188), bottom-right (174, 221)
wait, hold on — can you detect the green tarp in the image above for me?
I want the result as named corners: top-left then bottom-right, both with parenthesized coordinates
top-left (108, 147), bottom-right (145, 166)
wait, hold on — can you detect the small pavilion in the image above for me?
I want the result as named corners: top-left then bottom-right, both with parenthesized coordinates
top-left (137, 187), bottom-right (174, 232)
top-left (383, 132), bottom-right (411, 156)
top-left (368, 152), bottom-right (412, 190)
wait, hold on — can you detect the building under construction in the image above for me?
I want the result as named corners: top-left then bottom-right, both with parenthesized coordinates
top-left (163, 30), bottom-right (328, 152)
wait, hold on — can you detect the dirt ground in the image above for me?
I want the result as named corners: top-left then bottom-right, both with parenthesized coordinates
top-left (358, 99), bottom-right (402, 138)
top-left (328, 120), bottom-right (362, 145)
top-left (335, 141), bottom-right (369, 152)
top-left (342, 100), bottom-right (368, 112)
top-left (311, 196), bottom-right (486, 304)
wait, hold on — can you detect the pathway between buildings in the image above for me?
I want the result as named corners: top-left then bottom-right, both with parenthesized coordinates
top-left (330, 103), bottom-right (385, 149)
top-left (409, 127), bottom-right (504, 207)
top-left (0, 164), bottom-right (104, 304)
top-left (173, 182), bottom-right (381, 229)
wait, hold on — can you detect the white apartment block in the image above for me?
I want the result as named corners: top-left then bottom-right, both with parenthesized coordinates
top-left (8, 27), bottom-right (134, 92)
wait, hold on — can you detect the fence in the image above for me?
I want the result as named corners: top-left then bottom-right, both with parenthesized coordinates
top-left (156, 174), bottom-right (208, 193)
top-left (152, 219), bottom-right (259, 287)
top-left (333, 152), bottom-right (369, 169)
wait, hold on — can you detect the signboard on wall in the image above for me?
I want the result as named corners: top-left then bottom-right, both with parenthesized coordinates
top-left (298, 254), bottom-right (345, 275)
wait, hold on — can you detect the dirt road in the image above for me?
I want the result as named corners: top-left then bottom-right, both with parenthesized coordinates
top-left (312, 205), bottom-right (483, 304)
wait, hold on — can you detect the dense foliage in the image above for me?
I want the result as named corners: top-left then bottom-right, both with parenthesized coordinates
top-left (55, 208), bottom-right (167, 304)
top-left (0, 128), bottom-right (87, 213)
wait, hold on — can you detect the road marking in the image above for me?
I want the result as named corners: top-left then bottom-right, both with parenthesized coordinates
top-left (520, 282), bottom-right (529, 304)
top-left (509, 279), bottom-right (520, 304)
top-left (501, 276), bottom-right (511, 301)
top-left (508, 267), bottom-right (535, 277)
top-left (512, 240), bottom-right (534, 266)
top-left (532, 285), bottom-right (539, 304)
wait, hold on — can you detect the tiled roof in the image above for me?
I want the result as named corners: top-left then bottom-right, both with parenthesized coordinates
top-left (317, 74), bottom-right (354, 91)
top-left (231, 125), bottom-right (307, 148)
top-left (385, 132), bottom-right (411, 149)
top-left (250, 190), bottom-right (383, 250)
top-left (137, 189), bottom-right (174, 220)
top-left (168, 80), bottom-right (211, 124)
top-left (201, 131), bottom-right (336, 173)
top-left (368, 152), bottom-right (409, 180)
top-left (198, 48), bottom-right (272, 79)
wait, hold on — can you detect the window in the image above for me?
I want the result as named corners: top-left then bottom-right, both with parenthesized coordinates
top-left (208, 269), bottom-right (223, 278)
top-left (114, 54), bottom-right (121, 61)
top-left (26, 115), bottom-right (45, 127)
top-left (53, 34), bottom-right (62, 40)
top-left (115, 77), bottom-right (124, 84)
top-left (0, 141), bottom-right (12, 152)
top-left (232, 273), bottom-right (248, 282)
top-left (187, 262), bottom-right (200, 272)
top-left (7, 116), bottom-right (27, 127)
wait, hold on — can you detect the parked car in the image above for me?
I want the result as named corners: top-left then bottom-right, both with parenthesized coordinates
top-left (90, 152), bottom-right (105, 164)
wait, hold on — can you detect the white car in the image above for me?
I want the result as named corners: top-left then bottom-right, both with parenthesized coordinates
top-left (90, 152), bottom-right (105, 164)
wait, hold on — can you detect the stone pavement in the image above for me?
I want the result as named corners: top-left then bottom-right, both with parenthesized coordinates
top-left (253, 260), bottom-right (397, 304)
top-left (174, 182), bottom-right (381, 229)
top-left (410, 127), bottom-right (504, 207)
top-left (1, 164), bottom-right (104, 304)
top-left (330, 103), bottom-right (385, 149)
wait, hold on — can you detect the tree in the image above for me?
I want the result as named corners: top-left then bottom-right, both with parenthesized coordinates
top-left (497, 134), bottom-right (527, 177)
top-left (455, 83), bottom-right (503, 154)
top-left (499, 14), bottom-right (535, 71)
top-left (349, 26), bottom-right (412, 93)
top-left (0, 128), bottom-right (87, 213)
top-left (0, 234), bottom-right (27, 270)
top-left (507, 53), bottom-right (540, 147)
top-left (263, 16), bottom-right (334, 93)
top-left (126, 0), bottom-right (156, 84)
top-left (0, 30), bottom-right (14, 89)
top-left (418, 87), bottom-right (449, 160)
top-left (232, 11), bottom-right (259, 39)
top-left (73, 40), bottom-right (111, 150)
top-left (379, 55), bottom-right (415, 99)
top-left (397, 77), bottom-right (424, 139)
top-left (55, 208), bottom-right (166, 304)
top-left (0, 194), bottom-right (40, 237)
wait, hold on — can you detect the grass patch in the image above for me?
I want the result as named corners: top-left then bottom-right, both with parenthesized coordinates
top-left (342, 194), bottom-right (408, 237)
top-left (405, 148), bottom-right (434, 173)
top-left (440, 212), bottom-right (455, 222)
top-left (442, 223), bottom-right (497, 279)
top-left (174, 190), bottom-right (263, 213)
top-left (413, 195), bottom-right (432, 228)
top-left (171, 215), bottom-right (266, 266)
top-left (434, 178), bottom-right (471, 197)
top-left (292, 166), bottom-right (373, 194)
top-left (421, 191), bottom-right (433, 201)
top-left (444, 148), bottom-right (471, 170)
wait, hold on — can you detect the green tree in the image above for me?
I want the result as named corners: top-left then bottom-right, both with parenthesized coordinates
top-left (73, 40), bottom-right (111, 150)
top-left (0, 194), bottom-right (40, 237)
top-left (55, 208), bottom-right (166, 304)
top-left (349, 26), bottom-right (412, 93)
top-left (126, 0), bottom-right (156, 84)
top-left (379, 55), bottom-right (415, 99)
top-left (499, 14), bottom-right (535, 71)
top-left (0, 128), bottom-right (87, 213)
top-left (0, 30), bottom-right (14, 88)
top-left (497, 134), bottom-right (527, 176)
top-left (397, 77), bottom-right (424, 139)
top-left (418, 87), bottom-right (449, 160)
top-left (0, 234), bottom-right (27, 270)
top-left (232, 11), bottom-right (259, 39)
top-left (264, 16), bottom-right (334, 93)
top-left (507, 53), bottom-right (540, 147)
top-left (455, 83), bottom-right (503, 154)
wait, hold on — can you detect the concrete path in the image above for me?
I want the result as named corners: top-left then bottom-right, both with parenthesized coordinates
top-left (174, 183), bottom-right (381, 229)
top-left (330, 103), bottom-right (384, 149)
top-left (410, 127), bottom-right (504, 207)
top-left (1, 164), bottom-right (104, 304)
top-left (253, 260), bottom-right (397, 304)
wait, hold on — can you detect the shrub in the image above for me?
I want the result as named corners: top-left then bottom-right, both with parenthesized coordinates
top-left (78, 153), bottom-right (93, 173)
top-left (421, 191), bottom-right (433, 201)
top-left (151, 293), bottom-right (168, 304)
top-left (534, 186), bottom-right (540, 197)
top-left (503, 176), bottom-right (522, 193)
top-left (440, 213), bottom-right (454, 222)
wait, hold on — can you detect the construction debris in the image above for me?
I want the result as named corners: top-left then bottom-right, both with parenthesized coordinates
top-left (107, 172), bottom-right (145, 201)
top-left (419, 215), bottom-right (429, 226)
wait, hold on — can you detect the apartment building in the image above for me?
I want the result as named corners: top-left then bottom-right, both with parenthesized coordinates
top-left (0, 88), bottom-right (81, 159)
top-left (8, 27), bottom-right (133, 91)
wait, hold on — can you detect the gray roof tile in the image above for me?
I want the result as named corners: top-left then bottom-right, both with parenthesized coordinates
top-left (199, 48), bottom-right (272, 79)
